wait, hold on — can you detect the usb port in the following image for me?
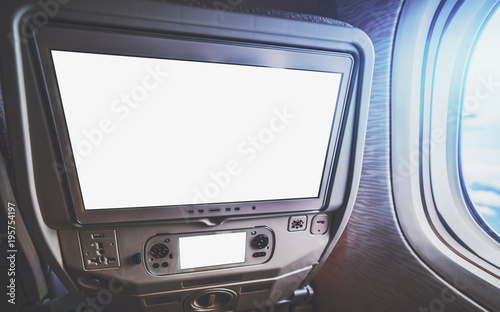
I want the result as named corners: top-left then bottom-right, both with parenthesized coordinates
top-left (91, 234), bottom-right (105, 239)
top-left (209, 208), bottom-right (221, 213)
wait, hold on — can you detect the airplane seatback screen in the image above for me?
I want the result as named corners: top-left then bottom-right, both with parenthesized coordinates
top-left (51, 50), bottom-right (342, 210)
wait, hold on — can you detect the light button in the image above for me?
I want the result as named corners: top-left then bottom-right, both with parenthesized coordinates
top-left (311, 214), bottom-right (329, 235)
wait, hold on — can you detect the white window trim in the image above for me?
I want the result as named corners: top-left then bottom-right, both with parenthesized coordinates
top-left (392, 0), bottom-right (500, 309)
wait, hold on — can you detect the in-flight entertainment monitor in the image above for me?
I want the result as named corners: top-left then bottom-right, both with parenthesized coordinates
top-left (33, 24), bottom-right (354, 225)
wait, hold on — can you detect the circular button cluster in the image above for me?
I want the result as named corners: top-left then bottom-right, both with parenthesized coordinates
top-left (150, 243), bottom-right (169, 258)
top-left (252, 234), bottom-right (269, 249)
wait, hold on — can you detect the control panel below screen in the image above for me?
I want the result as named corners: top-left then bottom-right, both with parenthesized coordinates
top-left (144, 227), bottom-right (274, 275)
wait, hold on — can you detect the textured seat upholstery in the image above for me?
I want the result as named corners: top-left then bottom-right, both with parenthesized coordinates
top-left (161, 0), bottom-right (350, 26)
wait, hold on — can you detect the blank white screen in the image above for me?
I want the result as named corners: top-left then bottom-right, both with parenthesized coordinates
top-left (51, 50), bottom-right (342, 210)
top-left (179, 232), bottom-right (246, 269)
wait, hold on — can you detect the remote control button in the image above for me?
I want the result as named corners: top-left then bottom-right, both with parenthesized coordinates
top-left (252, 234), bottom-right (269, 249)
top-left (253, 252), bottom-right (267, 257)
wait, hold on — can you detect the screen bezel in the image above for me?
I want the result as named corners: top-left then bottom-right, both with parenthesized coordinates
top-left (34, 26), bottom-right (353, 224)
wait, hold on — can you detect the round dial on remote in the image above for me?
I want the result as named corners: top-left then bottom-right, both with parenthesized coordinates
top-left (150, 243), bottom-right (169, 258)
top-left (252, 234), bottom-right (269, 249)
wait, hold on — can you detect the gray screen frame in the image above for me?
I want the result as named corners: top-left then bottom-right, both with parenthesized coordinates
top-left (33, 25), bottom-right (353, 225)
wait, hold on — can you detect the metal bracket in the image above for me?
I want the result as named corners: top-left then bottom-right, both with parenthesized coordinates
top-left (274, 285), bottom-right (315, 312)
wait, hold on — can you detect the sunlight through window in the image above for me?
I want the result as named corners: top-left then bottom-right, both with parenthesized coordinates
top-left (461, 7), bottom-right (500, 237)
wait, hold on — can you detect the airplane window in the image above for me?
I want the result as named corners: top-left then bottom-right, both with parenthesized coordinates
top-left (461, 7), bottom-right (500, 238)
top-left (393, 1), bottom-right (500, 307)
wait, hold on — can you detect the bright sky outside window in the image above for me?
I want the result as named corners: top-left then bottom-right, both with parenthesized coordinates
top-left (461, 8), bottom-right (500, 237)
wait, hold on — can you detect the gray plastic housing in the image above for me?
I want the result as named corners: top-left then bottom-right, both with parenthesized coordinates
top-left (0, 0), bottom-right (374, 310)
top-left (0, 0), bottom-right (372, 230)
top-left (33, 25), bottom-right (353, 226)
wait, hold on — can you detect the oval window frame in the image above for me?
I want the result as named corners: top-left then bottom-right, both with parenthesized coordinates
top-left (392, 0), bottom-right (500, 309)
